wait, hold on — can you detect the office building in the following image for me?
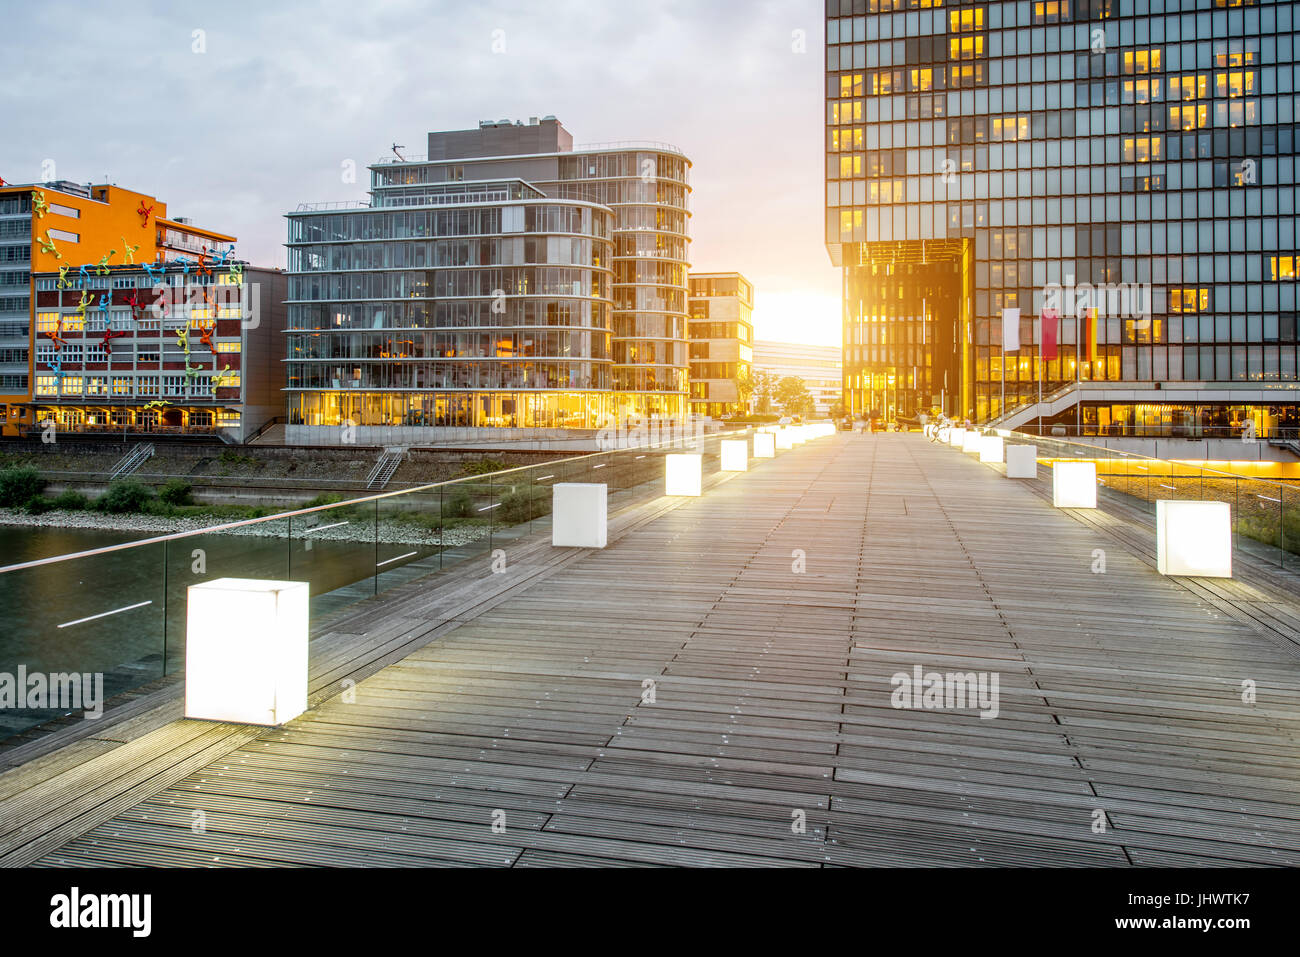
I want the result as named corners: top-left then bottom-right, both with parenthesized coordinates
top-left (826, 0), bottom-right (1300, 438)
top-left (285, 117), bottom-right (691, 445)
top-left (752, 339), bottom-right (843, 416)
top-left (688, 271), bottom-right (753, 417)
top-left (29, 260), bottom-right (286, 441)
top-left (0, 180), bottom-right (234, 434)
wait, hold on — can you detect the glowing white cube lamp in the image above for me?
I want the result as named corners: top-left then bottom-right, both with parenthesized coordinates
top-left (185, 578), bottom-right (308, 726)
top-left (551, 482), bottom-right (607, 548)
top-left (1157, 500), bottom-right (1232, 578)
top-left (753, 432), bottom-right (776, 458)
top-left (720, 439), bottom-right (748, 471)
top-left (791, 427), bottom-right (807, 446)
top-left (1005, 444), bottom-right (1037, 479)
top-left (775, 429), bottom-right (794, 450)
top-left (961, 430), bottom-right (983, 453)
top-left (979, 435), bottom-right (1005, 464)
top-left (1052, 461), bottom-right (1098, 508)
top-left (948, 427), bottom-right (967, 447)
top-left (665, 453), bottom-right (703, 496)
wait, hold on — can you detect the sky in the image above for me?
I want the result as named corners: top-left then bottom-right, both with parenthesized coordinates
top-left (0, 0), bottom-right (841, 346)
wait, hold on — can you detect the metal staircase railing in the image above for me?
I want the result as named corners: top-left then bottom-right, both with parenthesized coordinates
top-left (365, 450), bottom-right (404, 490)
top-left (108, 443), bottom-right (155, 480)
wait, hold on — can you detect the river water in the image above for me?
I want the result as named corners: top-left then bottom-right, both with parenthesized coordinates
top-left (0, 520), bottom-right (482, 739)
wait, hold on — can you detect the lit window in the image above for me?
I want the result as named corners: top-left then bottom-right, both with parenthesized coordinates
top-left (1169, 288), bottom-right (1211, 313)
top-left (948, 36), bottom-right (984, 60)
top-left (1122, 136), bottom-right (1162, 163)
top-left (1170, 75), bottom-right (1208, 100)
top-left (1123, 49), bottom-right (1162, 75)
top-left (36, 312), bottom-right (59, 332)
top-left (1269, 257), bottom-right (1297, 280)
top-left (1215, 70), bottom-right (1255, 98)
top-left (216, 341), bottom-right (241, 353)
top-left (1032, 0), bottom-right (1069, 24)
top-left (949, 8), bottom-right (984, 32)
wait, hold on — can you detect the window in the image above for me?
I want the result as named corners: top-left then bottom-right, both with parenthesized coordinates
top-left (949, 36), bottom-right (984, 60)
top-left (1168, 104), bottom-right (1209, 131)
top-left (36, 312), bottom-right (59, 332)
top-left (35, 376), bottom-right (56, 396)
top-left (61, 376), bottom-right (83, 395)
top-left (1123, 49), bottom-right (1162, 75)
top-left (1032, 0), bottom-right (1069, 24)
top-left (47, 228), bottom-right (79, 243)
top-left (1269, 256), bottom-right (1297, 280)
top-left (1123, 136), bottom-right (1162, 162)
top-left (1215, 71), bottom-right (1256, 98)
top-left (215, 341), bottom-right (241, 353)
top-left (48, 203), bottom-right (79, 219)
top-left (1170, 288), bottom-right (1211, 313)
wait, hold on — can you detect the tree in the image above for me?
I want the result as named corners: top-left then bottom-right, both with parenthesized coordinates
top-left (774, 376), bottom-right (814, 418)
top-left (747, 369), bottom-right (781, 415)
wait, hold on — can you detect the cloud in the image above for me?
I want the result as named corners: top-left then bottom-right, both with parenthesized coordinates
top-left (0, 0), bottom-right (839, 342)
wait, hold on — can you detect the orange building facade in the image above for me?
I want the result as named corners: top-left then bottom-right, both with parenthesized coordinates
top-left (0, 179), bottom-right (234, 433)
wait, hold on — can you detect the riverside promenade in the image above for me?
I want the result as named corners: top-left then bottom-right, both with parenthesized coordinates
top-left (4, 433), bottom-right (1300, 867)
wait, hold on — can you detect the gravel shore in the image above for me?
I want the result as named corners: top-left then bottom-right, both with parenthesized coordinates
top-left (0, 508), bottom-right (494, 547)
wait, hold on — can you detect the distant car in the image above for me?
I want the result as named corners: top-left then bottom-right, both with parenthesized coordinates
top-left (778, 416), bottom-right (793, 425)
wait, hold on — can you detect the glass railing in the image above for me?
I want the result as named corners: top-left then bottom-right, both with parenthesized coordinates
top-left (994, 429), bottom-right (1300, 572)
top-left (0, 426), bottom-right (774, 742)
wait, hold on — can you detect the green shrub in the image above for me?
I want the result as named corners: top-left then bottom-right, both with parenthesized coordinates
top-left (442, 489), bottom-right (474, 519)
top-left (158, 479), bottom-right (195, 507)
top-left (303, 492), bottom-right (342, 508)
top-left (51, 489), bottom-right (90, 511)
top-left (461, 458), bottom-right (508, 476)
top-left (0, 467), bottom-right (46, 508)
top-left (96, 480), bottom-right (153, 514)
top-left (22, 495), bottom-right (54, 515)
top-left (497, 487), bottom-right (550, 525)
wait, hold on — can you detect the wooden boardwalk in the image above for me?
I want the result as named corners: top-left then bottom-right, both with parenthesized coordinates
top-left (10, 433), bottom-right (1300, 867)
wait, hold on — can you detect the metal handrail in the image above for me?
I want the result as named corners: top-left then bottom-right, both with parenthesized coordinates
top-left (0, 426), bottom-right (754, 575)
top-left (573, 141), bottom-right (687, 156)
top-left (293, 201), bottom-right (373, 212)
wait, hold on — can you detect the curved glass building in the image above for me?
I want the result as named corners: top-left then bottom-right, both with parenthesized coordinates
top-left (542, 147), bottom-right (692, 419)
top-left (285, 176), bottom-right (615, 440)
top-left (285, 118), bottom-right (691, 443)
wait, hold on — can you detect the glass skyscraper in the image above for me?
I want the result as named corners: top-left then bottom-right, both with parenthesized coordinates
top-left (827, 0), bottom-right (1300, 439)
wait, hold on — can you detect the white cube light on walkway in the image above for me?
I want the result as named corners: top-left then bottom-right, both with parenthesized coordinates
top-left (1005, 444), bottom-right (1037, 479)
top-left (949, 427), bottom-right (967, 447)
top-left (1157, 500), bottom-right (1232, 578)
top-left (720, 439), bottom-right (748, 471)
top-left (961, 430), bottom-right (983, 453)
top-left (185, 578), bottom-right (309, 726)
top-left (665, 453), bottom-right (703, 496)
top-left (753, 432), bottom-right (776, 458)
top-left (775, 429), bottom-right (794, 450)
top-left (979, 435), bottom-right (1005, 464)
top-left (1052, 461), bottom-right (1098, 508)
top-left (551, 482), bottom-right (607, 548)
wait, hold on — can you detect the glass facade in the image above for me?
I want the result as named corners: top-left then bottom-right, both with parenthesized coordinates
top-left (285, 180), bottom-right (617, 430)
top-left (826, 0), bottom-right (1300, 432)
top-left (543, 149), bottom-right (693, 419)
